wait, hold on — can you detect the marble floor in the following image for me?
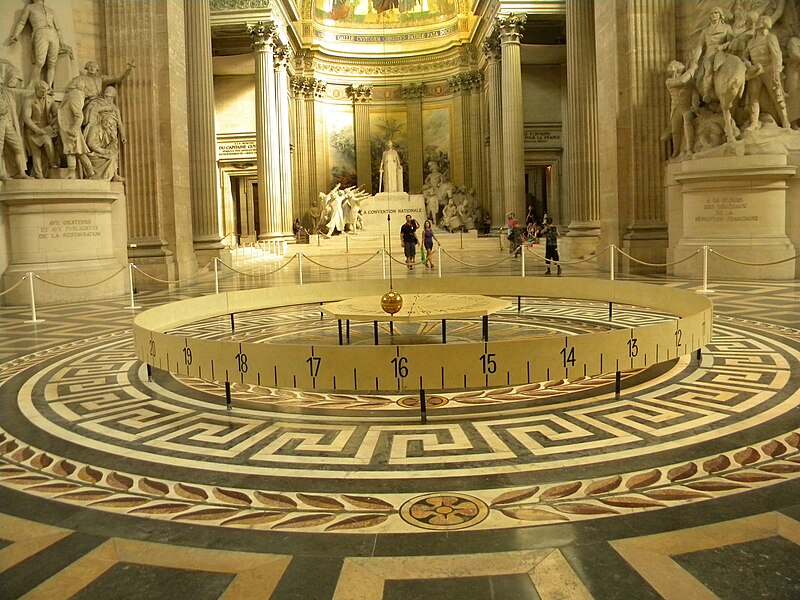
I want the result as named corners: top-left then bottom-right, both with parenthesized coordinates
top-left (1, 238), bottom-right (799, 599)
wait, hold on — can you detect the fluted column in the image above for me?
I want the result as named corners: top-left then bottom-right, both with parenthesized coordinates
top-left (448, 75), bottom-right (466, 185)
top-left (484, 37), bottom-right (503, 225)
top-left (401, 83), bottom-right (424, 194)
top-left (185, 0), bottom-right (224, 258)
top-left (467, 71), bottom-right (484, 197)
top-left (274, 46), bottom-right (294, 236)
top-left (347, 84), bottom-right (373, 192)
top-left (249, 22), bottom-right (283, 241)
top-left (497, 14), bottom-right (526, 218)
top-left (565, 0), bottom-right (601, 246)
top-left (290, 76), bottom-right (308, 221)
top-left (104, 0), bottom-right (195, 284)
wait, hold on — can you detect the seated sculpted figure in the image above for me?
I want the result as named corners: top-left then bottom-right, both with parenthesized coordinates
top-left (441, 198), bottom-right (463, 232)
top-left (86, 112), bottom-right (122, 181)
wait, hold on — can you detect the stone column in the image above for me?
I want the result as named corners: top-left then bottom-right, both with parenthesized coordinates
top-left (311, 80), bottom-right (328, 194)
top-left (483, 37), bottom-right (503, 226)
top-left (467, 71), bottom-right (484, 198)
top-left (290, 76), bottom-right (309, 222)
top-left (497, 14), bottom-right (526, 218)
top-left (104, 0), bottom-right (195, 285)
top-left (605, 0), bottom-right (674, 270)
top-left (448, 75), bottom-right (466, 185)
top-left (274, 46), bottom-right (294, 236)
top-left (347, 84), bottom-right (373, 192)
top-left (401, 83), bottom-right (424, 194)
top-left (565, 0), bottom-right (601, 253)
top-left (249, 22), bottom-right (283, 241)
top-left (184, 0), bottom-right (225, 262)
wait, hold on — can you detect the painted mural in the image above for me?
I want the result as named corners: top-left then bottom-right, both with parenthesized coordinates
top-left (326, 109), bottom-right (357, 190)
top-left (421, 105), bottom-right (451, 184)
top-left (370, 110), bottom-right (408, 192)
top-left (313, 0), bottom-right (457, 28)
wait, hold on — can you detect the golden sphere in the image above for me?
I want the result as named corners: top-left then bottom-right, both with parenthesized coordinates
top-left (380, 290), bottom-right (403, 315)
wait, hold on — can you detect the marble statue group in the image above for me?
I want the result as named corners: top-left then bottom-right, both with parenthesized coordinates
top-left (665, 2), bottom-right (800, 158)
top-left (312, 183), bottom-right (370, 235)
top-left (0, 0), bottom-right (133, 181)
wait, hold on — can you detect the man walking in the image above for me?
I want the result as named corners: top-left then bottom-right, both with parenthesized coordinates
top-left (400, 214), bottom-right (418, 270)
top-left (540, 216), bottom-right (561, 275)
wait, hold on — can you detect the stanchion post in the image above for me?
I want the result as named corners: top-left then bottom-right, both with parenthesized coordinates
top-left (701, 245), bottom-right (715, 293)
top-left (382, 249), bottom-right (387, 280)
top-left (460, 231), bottom-right (463, 249)
top-left (610, 244), bottom-right (616, 281)
top-left (25, 272), bottom-right (44, 323)
top-left (298, 252), bottom-right (304, 285)
top-left (128, 263), bottom-right (141, 309)
top-left (214, 258), bottom-right (220, 295)
top-left (437, 250), bottom-right (442, 277)
top-left (521, 244), bottom-right (526, 277)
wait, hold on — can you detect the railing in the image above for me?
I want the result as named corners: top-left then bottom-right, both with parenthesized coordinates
top-left (2, 241), bottom-right (798, 323)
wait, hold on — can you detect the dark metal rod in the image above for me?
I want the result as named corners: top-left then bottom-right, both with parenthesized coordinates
top-left (225, 381), bottom-right (232, 411)
top-left (696, 348), bottom-right (702, 361)
top-left (615, 371), bottom-right (621, 398)
top-left (373, 320), bottom-right (379, 345)
top-left (230, 313), bottom-right (235, 333)
top-left (482, 315), bottom-right (488, 341)
top-left (346, 319), bottom-right (350, 343)
top-left (420, 388), bottom-right (427, 424)
top-left (390, 321), bottom-right (394, 335)
top-left (147, 364), bottom-right (152, 382)
top-left (518, 296), bottom-right (521, 313)
top-left (609, 302), bottom-right (613, 321)
top-left (338, 319), bottom-right (343, 345)
top-left (441, 319), bottom-right (447, 344)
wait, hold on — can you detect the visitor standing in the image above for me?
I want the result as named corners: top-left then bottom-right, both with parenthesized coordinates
top-left (422, 220), bottom-right (440, 269)
top-left (400, 214), bottom-right (419, 270)
top-left (540, 216), bottom-right (561, 275)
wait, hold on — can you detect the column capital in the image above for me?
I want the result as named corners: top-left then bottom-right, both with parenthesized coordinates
top-left (400, 83), bottom-right (424, 101)
top-left (449, 72), bottom-right (482, 93)
top-left (496, 13), bottom-right (526, 43)
top-left (273, 45), bottom-right (291, 69)
top-left (346, 84), bottom-right (373, 103)
top-left (483, 36), bottom-right (502, 62)
top-left (248, 20), bottom-right (276, 51)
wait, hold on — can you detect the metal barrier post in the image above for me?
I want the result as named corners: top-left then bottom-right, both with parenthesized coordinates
top-left (521, 243), bottom-right (526, 277)
top-left (298, 252), bottom-right (304, 285)
top-left (382, 249), bottom-right (387, 280)
top-left (610, 244), bottom-right (616, 281)
top-left (214, 258), bottom-right (219, 295)
top-left (128, 263), bottom-right (141, 309)
top-left (25, 272), bottom-right (44, 323)
top-left (701, 245), bottom-right (715, 294)
top-left (460, 231), bottom-right (463, 249)
top-left (438, 250), bottom-right (442, 277)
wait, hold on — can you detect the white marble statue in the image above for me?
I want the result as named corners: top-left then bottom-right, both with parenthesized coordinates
top-left (86, 111), bottom-right (122, 181)
top-left (9, 0), bottom-right (73, 88)
top-left (379, 140), bottom-right (403, 192)
top-left (665, 61), bottom-right (698, 157)
top-left (21, 80), bottom-right (59, 178)
top-left (65, 60), bottom-right (134, 110)
top-left (744, 16), bottom-right (790, 129)
top-left (785, 36), bottom-right (800, 128)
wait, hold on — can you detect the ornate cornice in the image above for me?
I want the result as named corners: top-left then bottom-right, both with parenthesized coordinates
top-left (211, 0), bottom-right (270, 11)
top-left (248, 21), bottom-right (276, 50)
top-left (345, 84), bottom-right (373, 103)
top-left (496, 13), bottom-right (526, 43)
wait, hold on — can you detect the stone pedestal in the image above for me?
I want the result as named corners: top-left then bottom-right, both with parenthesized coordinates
top-left (359, 193), bottom-right (426, 233)
top-left (666, 155), bottom-right (797, 280)
top-left (1, 180), bottom-right (128, 305)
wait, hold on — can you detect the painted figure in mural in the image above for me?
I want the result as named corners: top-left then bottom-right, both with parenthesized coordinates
top-left (21, 80), bottom-right (59, 178)
top-left (690, 7), bottom-right (734, 101)
top-left (665, 61), bottom-right (698, 158)
top-left (9, 0), bottom-right (73, 88)
top-left (744, 16), bottom-right (790, 129)
top-left (58, 79), bottom-right (95, 179)
top-left (0, 64), bottom-right (31, 180)
top-left (379, 140), bottom-right (403, 193)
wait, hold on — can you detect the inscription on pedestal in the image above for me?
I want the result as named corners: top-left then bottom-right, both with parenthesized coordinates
top-left (694, 196), bottom-right (758, 224)
top-left (38, 218), bottom-right (101, 240)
